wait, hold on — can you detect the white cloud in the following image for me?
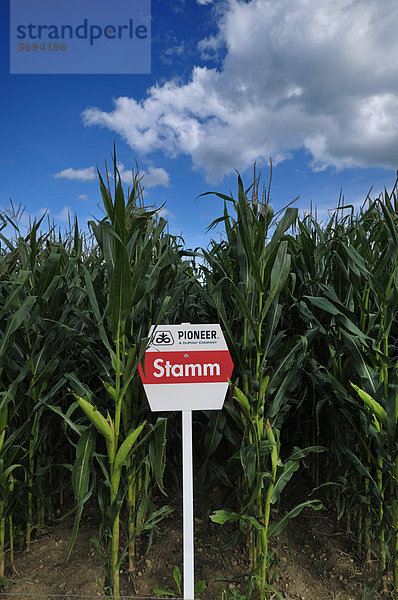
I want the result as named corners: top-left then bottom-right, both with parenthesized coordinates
top-left (83, 0), bottom-right (398, 182)
top-left (54, 162), bottom-right (170, 191)
top-left (198, 34), bottom-right (223, 61)
top-left (78, 194), bottom-right (88, 200)
top-left (197, 0), bottom-right (214, 4)
top-left (144, 166), bottom-right (171, 189)
top-left (115, 163), bottom-right (171, 189)
top-left (54, 167), bottom-right (96, 181)
top-left (116, 163), bottom-right (135, 185)
top-left (54, 206), bottom-right (73, 223)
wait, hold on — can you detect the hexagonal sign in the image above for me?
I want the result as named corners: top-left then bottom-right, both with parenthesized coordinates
top-left (139, 323), bottom-right (234, 411)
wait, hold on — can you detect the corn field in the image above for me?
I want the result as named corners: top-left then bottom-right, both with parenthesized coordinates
top-left (0, 155), bottom-right (397, 600)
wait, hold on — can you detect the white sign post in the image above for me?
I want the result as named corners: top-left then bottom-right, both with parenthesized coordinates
top-left (139, 323), bottom-right (234, 600)
top-left (183, 409), bottom-right (194, 599)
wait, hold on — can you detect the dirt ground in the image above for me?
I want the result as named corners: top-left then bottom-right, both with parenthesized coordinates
top-left (2, 478), bottom-right (386, 600)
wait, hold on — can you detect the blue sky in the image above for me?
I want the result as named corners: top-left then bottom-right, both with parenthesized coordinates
top-left (2, 0), bottom-right (398, 250)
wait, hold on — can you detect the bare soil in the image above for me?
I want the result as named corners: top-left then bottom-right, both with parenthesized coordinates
top-left (3, 478), bottom-right (385, 600)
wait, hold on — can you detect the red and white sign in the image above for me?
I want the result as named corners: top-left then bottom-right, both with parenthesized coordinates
top-left (139, 323), bottom-right (234, 411)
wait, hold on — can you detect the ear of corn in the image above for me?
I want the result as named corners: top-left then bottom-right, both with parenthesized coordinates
top-left (350, 383), bottom-right (388, 428)
top-left (74, 395), bottom-right (113, 443)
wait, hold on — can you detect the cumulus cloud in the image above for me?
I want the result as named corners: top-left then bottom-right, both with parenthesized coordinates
top-left (54, 163), bottom-right (170, 190)
top-left (82, 0), bottom-right (398, 182)
top-left (116, 163), bottom-right (171, 189)
top-left (54, 167), bottom-right (96, 181)
top-left (144, 166), bottom-right (171, 188)
top-left (197, 0), bottom-right (214, 4)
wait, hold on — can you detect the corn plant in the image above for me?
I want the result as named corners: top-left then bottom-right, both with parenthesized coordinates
top-left (0, 156), bottom-right (397, 600)
top-left (291, 186), bottom-right (398, 595)
top-left (0, 211), bottom-right (96, 575)
top-left (64, 156), bottom-right (195, 597)
top-left (153, 564), bottom-right (206, 598)
top-left (201, 172), bottom-right (323, 598)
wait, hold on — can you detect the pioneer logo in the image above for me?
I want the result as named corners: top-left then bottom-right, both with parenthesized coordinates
top-left (178, 330), bottom-right (217, 340)
top-left (153, 330), bottom-right (174, 345)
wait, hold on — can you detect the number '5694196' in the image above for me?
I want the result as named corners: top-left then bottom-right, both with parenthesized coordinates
top-left (18, 43), bottom-right (66, 51)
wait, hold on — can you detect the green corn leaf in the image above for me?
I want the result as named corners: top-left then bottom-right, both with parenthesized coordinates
top-left (114, 422), bottom-right (146, 470)
top-left (287, 446), bottom-right (326, 461)
top-left (267, 334), bottom-right (307, 396)
top-left (336, 313), bottom-right (369, 341)
top-left (203, 411), bottom-right (226, 458)
top-left (65, 373), bottom-right (93, 398)
top-left (97, 168), bottom-right (114, 221)
top-left (268, 500), bottom-right (323, 539)
top-left (0, 269), bottom-right (31, 321)
top-left (30, 356), bottom-right (60, 393)
top-left (35, 250), bottom-right (60, 297)
top-left (380, 198), bottom-right (398, 245)
top-left (72, 427), bottom-right (96, 501)
top-left (113, 176), bottom-right (127, 243)
top-left (109, 239), bottom-right (132, 339)
top-left (173, 565), bottom-right (182, 595)
top-left (340, 242), bottom-right (369, 276)
top-left (120, 343), bottom-right (146, 400)
top-left (262, 301), bottom-right (282, 357)
top-left (258, 440), bottom-right (275, 457)
top-left (270, 241), bottom-right (291, 298)
top-left (0, 573), bottom-right (35, 589)
top-left (130, 235), bottom-right (158, 307)
top-left (234, 174), bottom-right (265, 290)
top-left (261, 250), bottom-right (292, 318)
top-left (0, 295), bottom-right (36, 358)
top-left (340, 446), bottom-right (384, 505)
top-left (44, 401), bottom-right (81, 435)
top-left (210, 509), bottom-right (264, 530)
top-left (215, 296), bottom-right (245, 374)
top-left (69, 427), bottom-right (96, 558)
top-left (99, 222), bottom-right (116, 277)
top-left (265, 206), bottom-right (298, 258)
top-left (0, 463), bottom-right (24, 483)
top-left (340, 331), bottom-right (377, 394)
top-left (153, 586), bottom-right (177, 597)
top-left (0, 430), bottom-right (5, 454)
top-left (240, 444), bottom-right (257, 487)
top-left (141, 505), bottom-right (175, 532)
top-left (227, 281), bottom-right (261, 352)
top-left (149, 417), bottom-right (168, 494)
top-left (194, 579), bottom-right (206, 597)
top-left (303, 295), bottom-right (340, 315)
top-left (82, 266), bottom-right (112, 356)
top-left (271, 460), bottom-right (300, 504)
